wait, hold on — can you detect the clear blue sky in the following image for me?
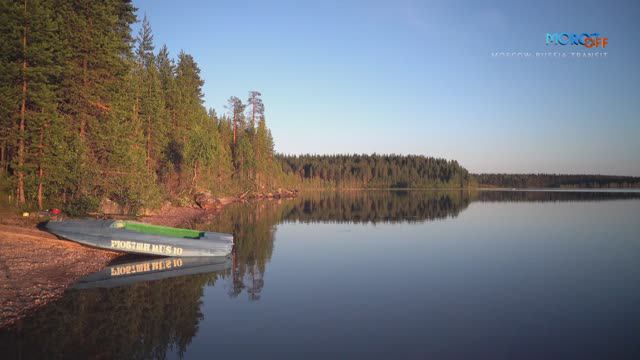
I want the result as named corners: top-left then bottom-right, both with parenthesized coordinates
top-left (133, 0), bottom-right (640, 176)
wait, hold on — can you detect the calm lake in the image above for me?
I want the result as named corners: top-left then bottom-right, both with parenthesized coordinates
top-left (2, 190), bottom-right (640, 359)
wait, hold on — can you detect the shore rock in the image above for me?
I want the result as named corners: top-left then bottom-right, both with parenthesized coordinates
top-left (218, 196), bottom-right (237, 206)
top-left (247, 188), bottom-right (298, 200)
top-left (194, 191), bottom-right (220, 210)
top-left (99, 198), bottom-right (123, 214)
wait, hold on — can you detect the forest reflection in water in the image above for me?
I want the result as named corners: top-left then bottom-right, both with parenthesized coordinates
top-left (1, 190), bottom-right (639, 359)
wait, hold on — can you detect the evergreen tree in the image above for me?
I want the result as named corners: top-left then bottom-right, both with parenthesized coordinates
top-left (249, 92), bottom-right (275, 188)
top-left (226, 96), bottom-right (245, 145)
top-left (56, 0), bottom-right (136, 202)
top-left (246, 90), bottom-right (264, 130)
top-left (0, 0), bottom-right (22, 178)
top-left (3, 0), bottom-right (66, 207)
top-left (135, 14), bottom-right (154, 67)
top-left (235, 135), bottom-right (255, 183)
top-left (133, 17), bottom-right (168, 175)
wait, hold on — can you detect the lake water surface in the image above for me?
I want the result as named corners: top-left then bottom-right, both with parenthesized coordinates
top-left (2, 190), bottom-right (640, 359)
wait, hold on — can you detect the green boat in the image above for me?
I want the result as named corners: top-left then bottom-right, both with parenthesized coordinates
top-left (45, 219), bottom-right (233, 257)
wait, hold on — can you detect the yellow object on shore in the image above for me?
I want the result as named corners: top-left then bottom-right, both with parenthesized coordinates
top-left (22, 212), bottom-right (30, 217)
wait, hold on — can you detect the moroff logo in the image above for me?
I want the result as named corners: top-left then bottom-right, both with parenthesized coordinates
top-left (546, 32), bottom-right (608, 48)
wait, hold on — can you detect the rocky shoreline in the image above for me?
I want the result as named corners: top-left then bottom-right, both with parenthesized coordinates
top-left (0, 224), bottom-right (120, 328)
top-left (144, 188), bottom-right (298, 226)
top-left (0, 188), bottom-right (298, 328)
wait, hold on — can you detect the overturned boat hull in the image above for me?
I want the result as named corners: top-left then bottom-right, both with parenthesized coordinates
top-left (45, 219), bottom-right (233, 257)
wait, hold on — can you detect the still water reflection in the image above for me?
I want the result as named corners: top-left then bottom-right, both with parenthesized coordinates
top-left (1, 190), bottom-right (640, 359)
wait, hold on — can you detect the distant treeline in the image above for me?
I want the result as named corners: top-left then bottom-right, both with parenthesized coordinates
top-left (277, 154), bottom-right (472, 189)
top-left (0, 1), bottom-right (281, 213)
top-left (474, 174), bottom-right (640, 189)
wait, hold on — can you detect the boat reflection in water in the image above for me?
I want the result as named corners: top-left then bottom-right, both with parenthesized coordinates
top-left (73, 255), bottom-right (231, 289)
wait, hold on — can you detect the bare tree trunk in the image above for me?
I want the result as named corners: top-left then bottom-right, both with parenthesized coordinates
top-left (80, 55), bottom-right (87, 138)
top-left (17, 0), bottom-right (28, 205)
top-left (146, 115), bottom-right (152, 171)
top-left (233, 116), bottom-right (237, 145)
top-left (37, 117), bottom-right (47, 210)
top-left (251, 107), bottom-right (255, 129)
top-left (80, 18), bottom-right (92, 139)
top-left (37, 165), bottom-right (43, 209)
top-left (0, 141), bottom-right (5, 175)
top-left (192, 161), bottom-right (198, 186)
